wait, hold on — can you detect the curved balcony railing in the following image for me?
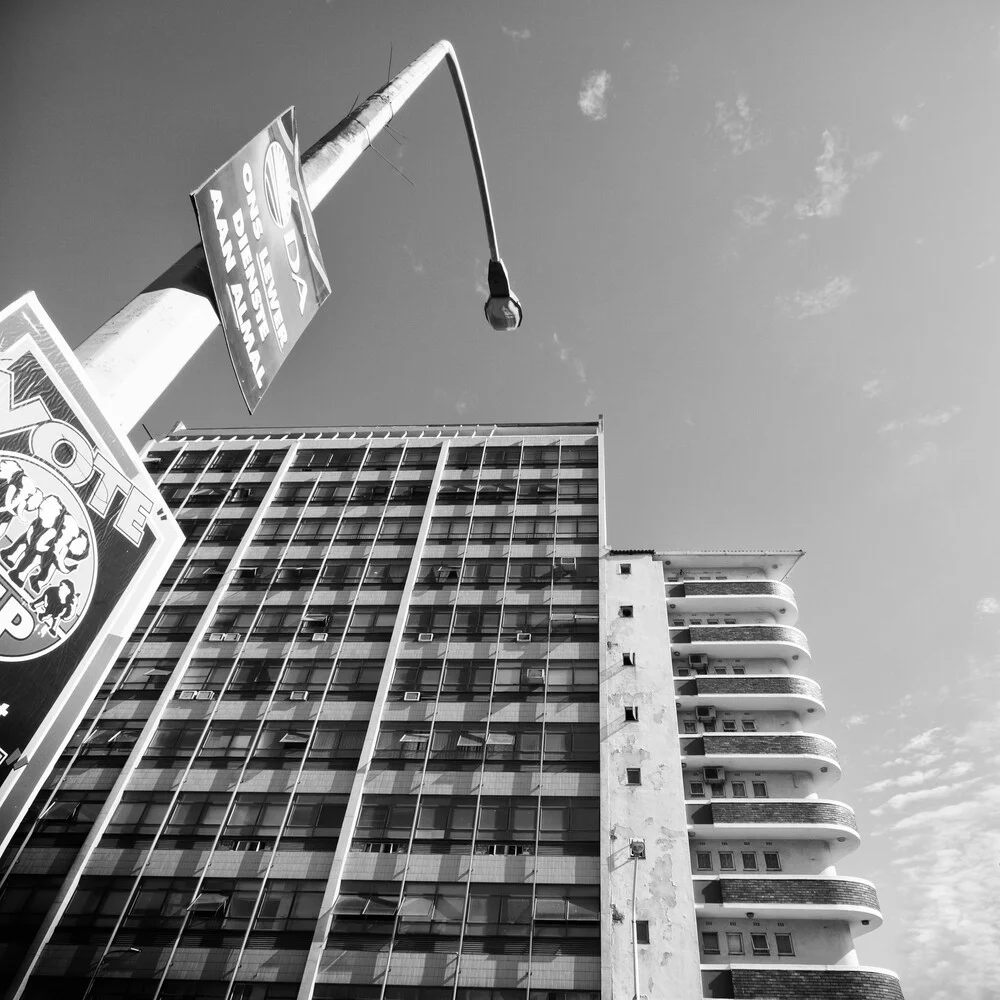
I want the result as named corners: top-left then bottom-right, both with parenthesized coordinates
top-left (694, 875), bottom-right (881, 930)
top-left (675, 675), bottom-right (824, 717)
top-left (671, 625), bottom-right (810, 663)
top-left (702, 965), bottom-right (905, 999)
top-left (681, 733), bottom-right (840, 783)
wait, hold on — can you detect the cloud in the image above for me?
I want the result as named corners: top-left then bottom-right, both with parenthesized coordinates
top-left (905, 442), bottom-right (938, 466)
top-left (713, 92), bottom-right (765, 155)
top-left (472, 257), bottom-right (489, 298)
top-left (844, 713), bottom-right (869, 728)
top-left (871, 777), bottom-right (978, 816)
top-left (501, 25), bottom-right (530, 40)
top-left (552, 332), bottom-right (596, 407)
top-left (901, 726), bottom-right (943, 753)
top-left (734, 194), bottom-right (777, 227)
top-left (977, 597), bottom-right (1000, 615)
top-left (879, 406), bottom-right (961, 433)
top-left (862, 379), bottom-right (884, 399)
top-left (794, 129), bottom-right (881, 219)
top-left (777, 275), bottom-right (855, 318)
top-left (667, 63), bottom-right (680, 85)
top-left (433, 386), bottom-right (478, 418)
top-left (578, 70), bottom-right (612, 121)
top-left (975, 253), bottom-right (996, 270)
top-left (401, 242), bottom-right (423, 275)
top-left (892, 112), bottom-right (914, 131)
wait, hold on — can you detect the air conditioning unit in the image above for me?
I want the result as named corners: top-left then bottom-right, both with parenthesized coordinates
top-left (310, 632), bottom-right (329, 642)
top-left (525, 668), bottom-right (546, 681)
top-left (516, 632), bottom-right (532, 642)
top-left (207, 633), bottom-right (227, 642)
top-left (696, 706), bottom-right (717, 721)
top-left (689, 654), bottom-right (709, 668)
top-left (417, 632), bottom-right (435, 642)
top-left (558, 557), bottom-right (577, 568)
top-left (194, 690), bottom-right (215, 701)
top-left (289, 690), bottom-right (310, 701)
top-left (403, 691), bottom-right (422, 702)
top-left (704, 767), bottom-right (726, 782)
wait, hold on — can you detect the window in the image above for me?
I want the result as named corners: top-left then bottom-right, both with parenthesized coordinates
top-left (619, 563), bottom-right (631, 575)
top-left (731, 781), bottom-right (747, 797)
top-left (695, 852), bottom-right (713, 871)
top-left (626, 768), bottom-right (641, 786)
top-left (718, 852), bottom-right (735, 870)
top-left (764, 851), bottom-right (781, 871)
top-left (702, 931), bottom-right (721, 955)
top-left (752, 781), bottom-right (768, 798)
top-left (775, 932), bottom-right (795, 956)
top-left (689, 781), bottom-right (705, 798)
top-left (635, 920), bottom-right (650, 945)
top-left (708, 783), bottom-right (726, 798)
top-left (622, 652), bottom-right (636, 666)
top-left (741, 852), bottom-right (758, 871)
top-left (751, 932), bottom-right (770, 956)
top-left (742, 719), bottom-right (757, 732)
top-left (619, 605), bottom-right (633, 618)
top-left (726, 931), bottom-right (745, 955)
top-left (702, 721), bottom-right (716, 732)
top-left (732, 666), bottom-right (746, 674)
top-left (683, 721), bottom-right (697, 734)
top-left (714, 666), bottom-right (727, 675)
top-left (722, 720), bottom-right (737, 732)
top-left (624, 706), bottom-right (638, 722)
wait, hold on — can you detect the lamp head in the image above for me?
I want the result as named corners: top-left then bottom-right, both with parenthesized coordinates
top-left (484, 258), bottom-right (523, 331)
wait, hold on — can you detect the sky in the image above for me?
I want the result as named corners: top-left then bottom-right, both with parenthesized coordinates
top-left (2, 2), bottom-right (1000, 996)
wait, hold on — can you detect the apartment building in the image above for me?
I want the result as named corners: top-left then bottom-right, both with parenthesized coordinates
top-left (0, 421), bottom-right (903, 1000)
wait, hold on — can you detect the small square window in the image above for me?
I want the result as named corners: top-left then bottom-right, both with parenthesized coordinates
top-left (752, 781), bottom-right (768, 798)
top-left (624, 706), bottom-right (639, 722)
top-left (714, 667), bottom-right (727, 675)
top-left (719, 851), bottom-right (735, 870)
top-left (724, 618), bottom-right (737, 624)
top-left (764, 851), bottom-right (781, 871)
top-left (751, 932), bottom-right (770, 956)
top-left (626, 768), bottom-right (642, 785)
top-left (709, 782), bottom-right (726, 798)
top-left (620, 605), bottom-right (634, 618)
top-left (689, 781), bottom-right (705, 798)
top-left (741, 852), bottom-right (758, 871)
top-left (696, 851), bottom-right (713, 870)
top-left (702, 721), bottom-right (716, 732)
top-left (726, 931), bottom-right (745, 956)
top-left (635, 919), bottom-right (650, 944)
top-left (732, 666), bottom-right (746, 675)
top-left (742, 719), bottom-right (757, 732)
top-left (775, 932), bottom-right (794, 956)
top-left (702, 931), bottom-right (721, 955)
top-left (683, 721), bottom-right (697, 734)
top-left (623, 652), bottom-right (636, 666)
top-left (676, 667), bottom-right (690, 677)
top-left (731, 781), bottom-right (747, 797)
top-left (722, 720), bottom-right (737, 732)
top-left (619, 563), bottom-right (632, 576)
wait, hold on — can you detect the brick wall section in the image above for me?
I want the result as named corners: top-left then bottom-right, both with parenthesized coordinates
top-left (710, 801), bottom-right (858, 831)
top-left (699, 734), bottom-right (839, 763)
top-left (695, 676), bottom-right (823, 701)
top-left (688, 626), bottom-right (810, 654)
top-left (715, 878), bottom-right (879, 909)
top-left (672, 581), bottom-right (795, 600)
top-left (731, 968), bottom-right (905, 999)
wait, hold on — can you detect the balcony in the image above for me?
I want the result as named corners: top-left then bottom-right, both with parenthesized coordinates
top-left (686, 800), bottom-right (860, 857)
top-left (672, 625), bottom-right (810, 664)
top-left (681, 734), bottom-right (841, 784)
top-left (703, 965), bottom-right (905, 999)
top-left (675, 675), bottom-right (824, 718)
top-left (667, 581), bottom-right (797, 624)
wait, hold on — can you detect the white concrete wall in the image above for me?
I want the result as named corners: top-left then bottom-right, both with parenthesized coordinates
top-left (697, 917), bottom-right (858, 965)
top-left (689, 838), bottom-right (836, 876)
top-left (601, 553), bottom-right (703, 1000)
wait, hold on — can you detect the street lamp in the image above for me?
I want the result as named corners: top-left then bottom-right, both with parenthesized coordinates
top-left (74, 40), bottom-right (521, 431)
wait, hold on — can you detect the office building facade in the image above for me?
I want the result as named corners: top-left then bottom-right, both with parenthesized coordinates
top-left (0, 421), bottom-right (903, 999)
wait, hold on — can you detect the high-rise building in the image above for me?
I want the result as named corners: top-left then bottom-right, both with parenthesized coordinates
top-left (0, 421), bottom-right (904, 1000)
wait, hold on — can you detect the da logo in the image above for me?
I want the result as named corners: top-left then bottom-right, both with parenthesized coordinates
top-left (263, 139), bottom-right (293, 228)
top-left (0, 451), bottom-right (97, 661)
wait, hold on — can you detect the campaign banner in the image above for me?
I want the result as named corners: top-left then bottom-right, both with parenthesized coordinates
top-left (0, 293), bottom-right (182, 851)
top-left (191, 107), bottom-right (331, 413)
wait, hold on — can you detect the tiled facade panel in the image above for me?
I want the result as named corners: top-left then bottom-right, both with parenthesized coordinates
top-left (704, 800), bottom-right (859, 830)
top-left (727, 967), bottom-right (906, 999)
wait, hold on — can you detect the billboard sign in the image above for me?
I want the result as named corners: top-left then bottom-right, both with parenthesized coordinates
top-left (191, 106), bottom-right (331, 413)
top-left (0, 293), bottom-right (183, 851)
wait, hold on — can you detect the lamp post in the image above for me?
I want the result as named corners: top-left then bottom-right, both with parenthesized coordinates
top-left (73, 40), bottom-right (521, 432)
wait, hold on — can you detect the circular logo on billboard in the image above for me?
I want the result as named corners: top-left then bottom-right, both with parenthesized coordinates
top-left (0, 451), bottom-right (97, 662)
top-left (263, 140), bottom-right (294, 228)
